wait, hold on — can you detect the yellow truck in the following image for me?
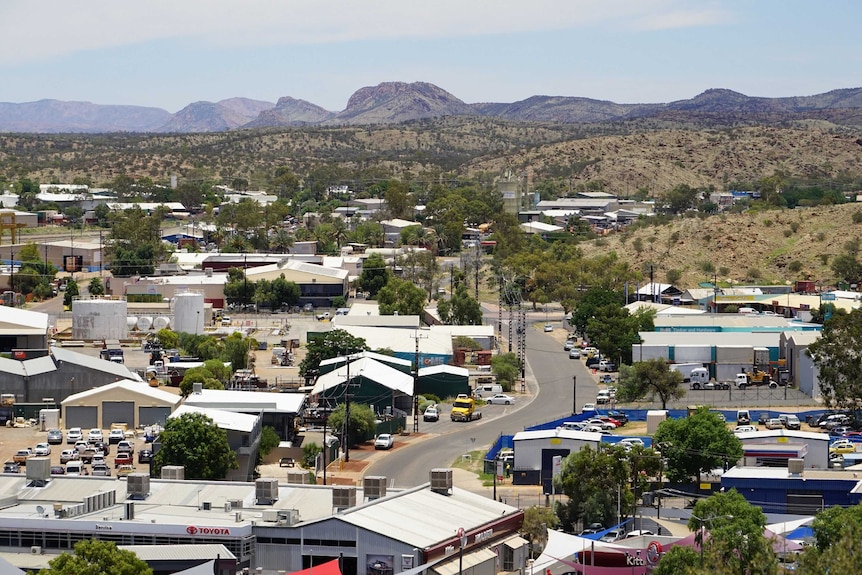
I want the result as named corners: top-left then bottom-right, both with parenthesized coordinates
top-left (450, 395), bottom-right (482, 422)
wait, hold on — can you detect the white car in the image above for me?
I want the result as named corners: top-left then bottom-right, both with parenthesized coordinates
top-left (569, 349), bottom-right (581, 359)
top-left (67, 427), bottom-right (83, 444)
top-left (582, 403), bottom-right (597, 413)
top-left (564, 340), bottom-right (575, 351)
top-left (88, 428), bottom-right (103, 442)
top-left (586, 418), bottom-right (617, 430)
top-left (544, 324), bottom-right (553, 332)
top-left (734, 425), bottom-right (757, 434)
top-left (108, 429), bottom-right (125, 444)
top-left (618, 438), bottom-right (645, 450)
top-left (60, 449), bottom-right (79, 464)
top-left (596, 390), bottom-right (612, 404)
top-left (374, 434), bottom-right (394, 450)
top-left (34, 442), bottom-right (51, 456)
top-left (486, 394), bottom-right (516, 405)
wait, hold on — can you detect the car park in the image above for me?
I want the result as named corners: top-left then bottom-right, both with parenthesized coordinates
top-left (779, 414), bottom-right (801, 430)
top-left (34, 442), bottom-right (51, 456)
top-left (823, 415), bottom-right (852, 430)
top-left (114, 452), bottom-right (133, 467)
top-left (374, 434), bottom-right (394, 450)
top-left (765, 418), bottom-right (784, 430)
top-left (87, 428), bottom-right (103, 442)
top-left (423, 405), bottom-right (439, 421)
top-left (67, 427), bottom-right (83, 444)
top-left (569, 349), bottom-right (581, 359)
top-left (830, 439), bottom-right (857, 454)
top-left (486, 394), bottom-right (516, 405)
top-left (108, 429), bottom-right (125, 444)
top-left (60, 449), bottom-right (79, 464)
top-left (46, 429), bottom-right (63, 444)
top-left (138, 449), bottom-right (153, 464)
top-left (605, 410), bottom-right (628, 425)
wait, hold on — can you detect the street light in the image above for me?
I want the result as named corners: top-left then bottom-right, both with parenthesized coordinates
top-left (692, 514), bottom-right (733, 567)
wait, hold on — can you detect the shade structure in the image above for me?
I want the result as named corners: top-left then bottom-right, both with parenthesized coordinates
top-left (289, 559), bottom-right (342, 575)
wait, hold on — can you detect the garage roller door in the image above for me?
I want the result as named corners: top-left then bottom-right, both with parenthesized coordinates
top-left (138, 406), bottom-right (171, 426)
top-left (65, 406), bottom-right (97, 430)
top-left (102, 401), bottom-right (135, 429)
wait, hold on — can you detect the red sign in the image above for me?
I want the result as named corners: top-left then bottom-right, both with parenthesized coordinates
top-left (186, 526), bottom-right (230, 536)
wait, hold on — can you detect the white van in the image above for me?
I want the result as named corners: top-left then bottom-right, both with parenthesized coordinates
top-left (737, 409), bottom-right (751, 425)
top-left (474, 384), bottom-right (503, 398)
top-left (66, 460), bottom-right (84, 475)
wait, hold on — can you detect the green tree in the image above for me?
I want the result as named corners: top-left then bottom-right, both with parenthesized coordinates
top-left (688, 490), bottom-right (777, 575)
top-left (522, 505), bottom-right (559, 558)
top-left (831, 253), bottom-right (861, 284)
top-left (491, 352), bottom-right (521, 392)
top-left (299, 329), bottom-right (369, 377)
top-left (88, 277), bottom-right (105, 296)
top-left (616, 358), bottom-right (685, 409)
top-left (156, 328), bottom-right (179, 350)
top-left (809, 498), bottom-right (862, 551)
top-left (220, 332), bottom-right (257, 371)
top-left (223, 267), bottom-right (255, 307)
top-left (326, 402), bottom-right (376, 446)
top-left (63, 279), bottom-right (79, 308)
top-left (358, 253), bottom-right (390, 297)
top-left (653, 407), bottom-right (743, 483)
top-left (585, 305), bottom-right (654, 365)
top-left (807, 307), bottom-right (862, 409)
top-left (570, 288), bottom-right (623, 335)
top-left (652, 544), bottom-right (701, 575)
top-left (178, 366), bottom-right (225, 397)
top-left (151, 412), bottom-right (238, 479)
top-left (437, 284), bottom-right (483, 325)
top-left (377, 276), bottom-right (426, 316)
top-left (799, 520), bottom-right (862, 574)
top-left (37, 539), bottom-right (153, 575)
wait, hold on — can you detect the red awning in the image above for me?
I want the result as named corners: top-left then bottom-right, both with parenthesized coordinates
top-left (288, 559), bottom-right (342, 575)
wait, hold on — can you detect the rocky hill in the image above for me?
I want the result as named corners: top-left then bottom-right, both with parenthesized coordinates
top-left (4, 83), bottom-right (862, 133)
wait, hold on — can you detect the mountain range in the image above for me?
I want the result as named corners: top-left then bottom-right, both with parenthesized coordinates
top-left (2, 82), bottom-right (862, 133)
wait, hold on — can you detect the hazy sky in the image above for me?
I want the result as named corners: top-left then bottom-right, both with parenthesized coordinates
top-left (2, 0), bottom-right (859, 112)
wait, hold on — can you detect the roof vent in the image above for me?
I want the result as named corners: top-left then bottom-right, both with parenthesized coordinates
top-left (363, 476), bottom-right (387, 500)
top-left (788, 458), bottom-right (804, 475)
top-left (127, 473), bottom-right (151, 499)
top-left (124, 502), bottom-right (135, 520)
top-left (161, 465), bottom-right (185, 480)
top-left (430, 468), bottom-right (453, 494)
top-left (192, 382), bottom-right (203, 395)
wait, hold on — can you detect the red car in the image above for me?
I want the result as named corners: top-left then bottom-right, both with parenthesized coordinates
top-left (114, 452), bottom-right (133, 467)
top-left (597, 416), bottom-right (623, 428)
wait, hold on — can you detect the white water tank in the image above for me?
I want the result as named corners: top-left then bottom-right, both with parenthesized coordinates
top-left (137, 316), bottom-right (153, 331)
top-left (172, 291), bottom-right (205, 335)
top-left (152, 316), bottom-right (170, 331)
top-left (127, 317), bottom-right (138, 330)
top-left (72, 299), bottom-right (128, 340)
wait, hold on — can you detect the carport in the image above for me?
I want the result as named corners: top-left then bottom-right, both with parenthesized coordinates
top-left (61, 379), bottom-right (181, 430)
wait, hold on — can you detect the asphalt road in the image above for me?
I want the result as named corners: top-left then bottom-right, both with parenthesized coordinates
top-left (366, 313), bottom-right (595, 487)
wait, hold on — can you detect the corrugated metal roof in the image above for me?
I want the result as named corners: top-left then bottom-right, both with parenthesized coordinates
top-left (184, 389), bottom-right (305, 413)
top-left (120, 544), bottom-right (235, 561)
top-left (0, 357), bottom-right (25, 376)
top-left (320, 352), bottom-right (411, 369)
top-left (513, 428), bottom-right (603, 442)
top-left (171, 405), bottom-right (259, 433)
top-left (419, 364), bottom-right (469, 377)
top-left (247, 260), bottom-right (348, 281)
top-left (0, 306), bottom-right (49, 330)
top-left (337, 486), bottom-right (518, 548)
top-left (339, 326), bottom-right (452, 356)
top-left (639, 331), bottom-right (781, 347)
top-left (51, 346), bottom-right (143, 381)
top-left (61, 379), bottom-right (181, 406)
top-left (312, 357), bottom-right (413, 396)
top-left (21, 355), bottom-right (57, 376)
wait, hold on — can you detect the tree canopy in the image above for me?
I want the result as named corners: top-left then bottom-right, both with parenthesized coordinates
top-left (377, 276), bottom-right (427, 316)
top-left (37, 539), bottom-right (152, 575)
top-left (653, 407), bottom-right (742, 483)
top-left (585, 305), bottom-right (654, 365)
top-left (437, 284), bottom-right (483, 325)
top-left (807, 307), bottom-right (862, 409)
top-left (151, 412), bottom-right (238, 480)
top-left (299, 329), bottom-right (369, 377)
top-left (326, 402), bottom-right (377, 446)
top-left (357, 253), bottom-right (390, 297)
top-left (616, 358), bottom-right (685, 409)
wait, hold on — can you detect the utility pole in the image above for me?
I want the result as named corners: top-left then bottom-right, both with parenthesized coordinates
top-left (344, 354), bottom-right (352, 463)
top-left (410, 330), bottom-right (428, 433)
top-left (474, 241), bottom-right (480, 300)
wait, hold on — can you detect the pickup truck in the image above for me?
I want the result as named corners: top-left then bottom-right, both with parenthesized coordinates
top-left (13, 449), bottom-right (33, 464)
top-left (450, 397), bottom-right (482, 422)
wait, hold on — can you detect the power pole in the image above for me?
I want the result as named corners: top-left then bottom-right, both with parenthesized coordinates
top-left (410, 330), bottom-right (428, 433)
top-left (474, 241), bottom-right (480, 300)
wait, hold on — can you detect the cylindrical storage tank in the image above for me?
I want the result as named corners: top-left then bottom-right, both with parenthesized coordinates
top-left (127, 317), bottom-right (138, 330)
top-left (172, 292), bottom-right (205, 335)
top-left (137, 316), bottom-right (153, 331)
top-left (72, 299), bottom-right (128, 340)
top-left (673, 345), bottom-right (713, 363)
top-left (152, 316), bottom-right (170, 331)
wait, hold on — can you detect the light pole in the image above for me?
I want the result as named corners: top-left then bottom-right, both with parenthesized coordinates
top-left (692, 514), bottom-right (733, 567)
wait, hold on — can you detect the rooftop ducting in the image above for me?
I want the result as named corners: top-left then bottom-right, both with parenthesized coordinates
top-left (788, 458), bottom-right (804, 475)
top-left (161, 466), bottom-right (185, 480)
top-left (255, 478), bottom-right (279, 505)
top-left (286, 471), bottom-right (309, 485)
top-left (363, 476), bottom-right (387, 500)
top-left (430, 468), bottom-right (453, 494)
top-left (127, 473), bottom-right (151, 499)
top-left (332, 486), bottom-right (356, 511)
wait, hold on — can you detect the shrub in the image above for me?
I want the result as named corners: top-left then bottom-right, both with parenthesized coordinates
top-left (816, 231), bottom-right (826, 241)
top-left (788, 260), bottom-right (803, 273)
top-left (853, 211), bottom-right (862, 224)
top-left (302, 443), bottom-right (321, 468)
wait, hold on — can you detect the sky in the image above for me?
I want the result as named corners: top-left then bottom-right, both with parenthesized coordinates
top-left (1, 0), bottom-right (860, 113)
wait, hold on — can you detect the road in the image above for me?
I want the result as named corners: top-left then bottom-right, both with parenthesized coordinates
top-left (366, 311), bottom-right (597, 487)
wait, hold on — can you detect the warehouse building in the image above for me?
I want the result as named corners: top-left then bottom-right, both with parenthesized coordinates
top-left (183, 389), bottom-right (305, 442)
top-left (735, 429), bottom-right (830, 469)
top-left (0, 307), bottom-right (49, 352)
top-left (246, 260), bottom-right (349, 308)
top-left (416, 364), bottom-right (470, 399)
top-left (60, 379), bottom-right (181, 429)
top-left (511, 428), bottom-right (603, 492)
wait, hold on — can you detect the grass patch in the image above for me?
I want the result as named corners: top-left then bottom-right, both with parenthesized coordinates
top-left (450, 449), bottom-right (496, 486)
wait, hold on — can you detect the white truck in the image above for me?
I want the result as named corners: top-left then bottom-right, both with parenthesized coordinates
top-left (670, 363), bottom-right (706, 383)
top-left (687, 368), bottom-right (712, 389)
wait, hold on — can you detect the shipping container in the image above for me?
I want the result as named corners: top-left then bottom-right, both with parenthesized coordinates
top-left (673, 345), bottom-right (713, 363)
top-left (716, 345), bottom-right (753, 365)
top-left (716, 363), bottom-right (751, 382)
top-left (753, 347), bottom-right (770, 368)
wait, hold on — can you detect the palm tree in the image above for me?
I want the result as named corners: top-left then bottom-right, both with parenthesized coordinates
top-left (269, 229), bottom-right (295, 253)
top-left (331, 218), bottom-right (349, 249)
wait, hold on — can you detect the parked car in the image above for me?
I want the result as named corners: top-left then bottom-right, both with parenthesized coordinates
top-left (585, 356), bottom-right (601, 368)
top-left (50, 465), bottom-right (65, 475)
top-left (74, 441), bottom-right (90, 454)
top-left (116, 440), bottom-right (135, 454)
top-left (46, 429), bottom-right (63, 445)
top-left (586, 418), bottom-right (617, 430)
top-left (374, 434), bottom-right (395, 450)
top-left (829, 426), bottom-right (850, 437)
top-left (91, 464), bottom-right (111, 476)
top-left (543, 324), bottom-right (553, 332)
top-left (830, 439), bottom-right (857, 454)
top-left (93, 441), bottom-right (110, 455)
top-left (600, 529), bottom-right (626, 543)
top-left (108, 429), bottom-right (125, 444)
top-left (34, 442), bottom-right (51, 456)
top-left (569, 349), bottom-right (581, 359)
top-left (114, 452), bottom-right (133, 467)
top-left (596, 390), bottom-right (611, 404)
top-left (66, 427), bottom-right (83, 444)
top-left (598, 360), bottom-right (617, 372)
top-left (581, 403), bottom-right (597, 413)
top-left (765, 418), bottom-right (784, 430)
top-left (13, 449), bottom-right (32, 464)
top-left (87, 428), bottom-right (103, 442)
top-left (423, 405), bottom-right (439, 422)
top-left (605, 410), bottom-right (628, 425)
top-left (92, 454), bottom-right (107, 467)
top-left (618, 438), bottom-right (645, 450)
top-left (3, 461), bottom-right (20, 474)
top-left (624, 530), bottom-right (655, 539)
top-left (116, 465), bottom-right (136, 477)
top-left (60, 449), bottom-right (79, 464)
top-left (138, 449), bottom-right (154, 464)
top-left (563, 340), bottom-right (575, 351)
top-left (486, 394), bottom-right (516, 405)
top-left (580, 523), bottom-right (605, 536)
top-left (734, 425), bottom-right (757, 434)
top-left (65, 461), bottom-right (84, 475)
